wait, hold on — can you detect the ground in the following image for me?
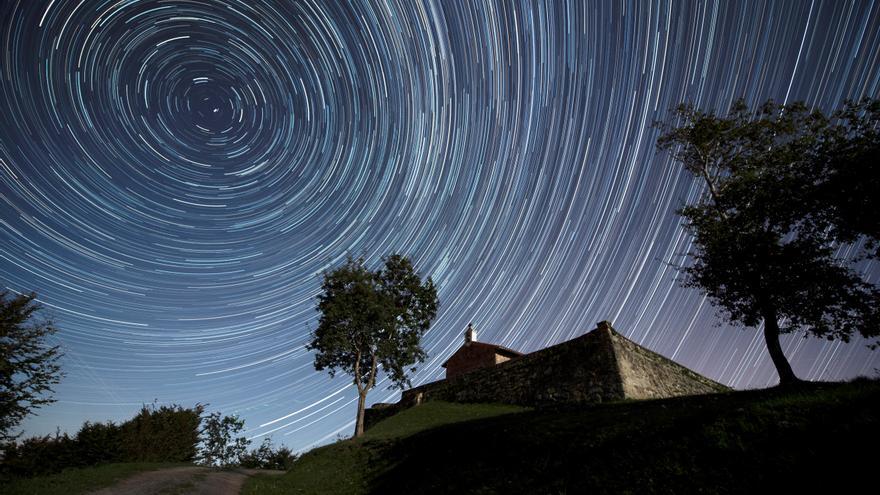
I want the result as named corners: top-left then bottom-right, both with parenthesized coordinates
top-left (88, 466), bottom-right (283, 495)
top-left (2, 463), bottom-right (284, 495)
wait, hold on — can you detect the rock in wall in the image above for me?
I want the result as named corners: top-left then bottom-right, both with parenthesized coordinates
top-left (610, 331), bottom-right (729, 399)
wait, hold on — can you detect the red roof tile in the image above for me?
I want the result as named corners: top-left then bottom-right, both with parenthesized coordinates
top-left (441, 341), bottom-right (523, 368)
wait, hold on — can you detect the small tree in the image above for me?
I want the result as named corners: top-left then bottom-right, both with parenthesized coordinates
top-left (656, 99), bottom-right (880, 385)
top-left (198, 411), bottom-right (250, 468)
top-left (308, 254), bottom-right (438, 437)
top-left (1, 291), bottom-right (63, 442)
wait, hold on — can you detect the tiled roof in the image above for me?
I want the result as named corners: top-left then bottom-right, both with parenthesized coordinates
top-left (441, 341), bottom-right (524, 367)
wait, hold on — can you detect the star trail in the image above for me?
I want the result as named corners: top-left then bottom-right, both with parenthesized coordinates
top-left (1, 0), bottom-right (879, 450)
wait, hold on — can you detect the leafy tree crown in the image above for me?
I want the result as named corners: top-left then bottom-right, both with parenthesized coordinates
top-left (307, 254), bottom-right (438, 390)
top-left (1, 291), bottom-right (64, 442)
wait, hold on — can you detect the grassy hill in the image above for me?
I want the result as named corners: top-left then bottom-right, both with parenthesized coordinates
top-left (244, 379), bottom-right (880, 494)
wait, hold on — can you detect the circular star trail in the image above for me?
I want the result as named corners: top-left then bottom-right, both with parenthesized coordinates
top-left (1, 0), bottom-right (879, 449)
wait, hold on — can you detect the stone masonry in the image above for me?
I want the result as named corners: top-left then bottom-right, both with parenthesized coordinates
top-left (364, 321), bottom-right (729, 429)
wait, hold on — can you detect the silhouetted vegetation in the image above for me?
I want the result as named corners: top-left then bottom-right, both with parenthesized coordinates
top-left (1, 403), bottom-right (203, 479)
top-left (309, 254), bottom-right (438, 437)
top-left (1, 291), bottom-right (63, 443)
top-left (239, 437), bottom-right (298, 470)
top-left (656, 99), bottom-right (880, 384)
top-left (121, 403), bottom-right (204, 463)
top-left (197, 411), bottom-right (249, 468)
top-left (802, 99), bottom-right (880, 256)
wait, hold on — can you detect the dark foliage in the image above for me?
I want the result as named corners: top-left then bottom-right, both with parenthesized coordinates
top-left (74, 421), bottom-right (123, 466)
top-left (239, 437), bottom-right (297, 470)
top-left (656, 99), bottom-right (880, 384)
top-left (197, 411), bottom-right (249, 468)
top-left (802, 99), bottom-right (880, 256)
top-left (0, 402), bottom-right (203, 479)
top-left (0, 430), bottom-right (77, 480)
top-left (1, 291), bottom-right (63, 442)
top-left (119, 403), bottom-right (204, 463)
top-left (308, 254), bottom-right (438, 437)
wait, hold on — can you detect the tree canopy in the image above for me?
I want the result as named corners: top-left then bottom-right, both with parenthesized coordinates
top-left (656, 98), bottom-right (880, 385)
top-left (308, 254), bottom-right (438, 437)
top-left (1, 291), bottom-right (63, 442)
top-left (198, 411), bottom-right (250, 468)
top-left (797, 99), bottom-right (880, 257)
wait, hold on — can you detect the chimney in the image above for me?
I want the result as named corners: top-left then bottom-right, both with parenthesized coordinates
top-left (465, 323), bottom-right (476, 343)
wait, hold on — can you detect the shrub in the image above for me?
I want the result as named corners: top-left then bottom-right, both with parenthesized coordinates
top-left (119, 403), bottom-right (204, 462)
top-left (264, 444), bottom-right (297, 470)
top-left (0, 403), bottom-right (204, 479)
top-left (1, 429), bottom-right (77, 478)
top-left (76, 421), bottom-right (123, 465)
top-left (239, 437), bottom-right (298, 470)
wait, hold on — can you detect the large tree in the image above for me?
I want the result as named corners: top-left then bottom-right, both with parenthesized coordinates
top-left (308, 254), bottom-right (438, 437)
top-left (1, 291), bottom-right (64, 442)
top-left (656, 99), bottom-right (880, 385)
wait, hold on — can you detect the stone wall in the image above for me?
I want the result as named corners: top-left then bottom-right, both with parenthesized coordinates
top-left (401, 326), bottom-right (624, 408)
top-left (364, 322), bottom-right (729, 430)
top-left (610, 331), bottom-right (729, 399)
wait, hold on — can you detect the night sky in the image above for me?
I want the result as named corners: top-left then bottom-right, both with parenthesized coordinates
top-left (2, 0), bottom-right (879, 450)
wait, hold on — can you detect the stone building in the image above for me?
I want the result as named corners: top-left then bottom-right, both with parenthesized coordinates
top-left (365, 320), bottom-right (728, 429)
top-left (442, 324), bottom-right (523, 379)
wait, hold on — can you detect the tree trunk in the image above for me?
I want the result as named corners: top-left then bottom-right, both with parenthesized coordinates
top-left (762, 308), bottom-right (801, 386)
top-left (354, 391), bottom-right (367, 437)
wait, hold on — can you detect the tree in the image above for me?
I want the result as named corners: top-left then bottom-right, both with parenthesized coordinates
top-left (656, 99), bottom-right (880, 385)
top-left (198, 411), bottom-right (250, 467)
top-left (1, 291), bottom-right (63, 442)
top-left (308, 254), bottom-right (438, 437)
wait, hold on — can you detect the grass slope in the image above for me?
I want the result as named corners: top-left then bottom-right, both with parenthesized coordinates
top-left (1, 462), bottom-right (189, 495)
top-left (244, 402), bottom-right (526, 494)
top-left (361, 401), bottom-right (527, 440)
top-left (244, 379), bottom-right (880, 494)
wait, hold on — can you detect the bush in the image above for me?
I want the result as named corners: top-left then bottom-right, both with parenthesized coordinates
top-left (75, 421), bottom-right (123, 465)
top-left (120, 403), bottom-right (204, 463)
top-left (1, 430), bottom-right (77, 478)
top-left (239, 437), bottom-right (298, 470)
top-left (0, 403), bottom-right (204, 479)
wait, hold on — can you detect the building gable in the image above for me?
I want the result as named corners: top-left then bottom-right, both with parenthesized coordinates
top-left (441, 325), bottom-right (524, 379)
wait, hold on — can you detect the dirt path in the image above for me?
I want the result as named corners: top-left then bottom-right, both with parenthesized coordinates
top-left (89, 466), bottom-right (284, 495)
